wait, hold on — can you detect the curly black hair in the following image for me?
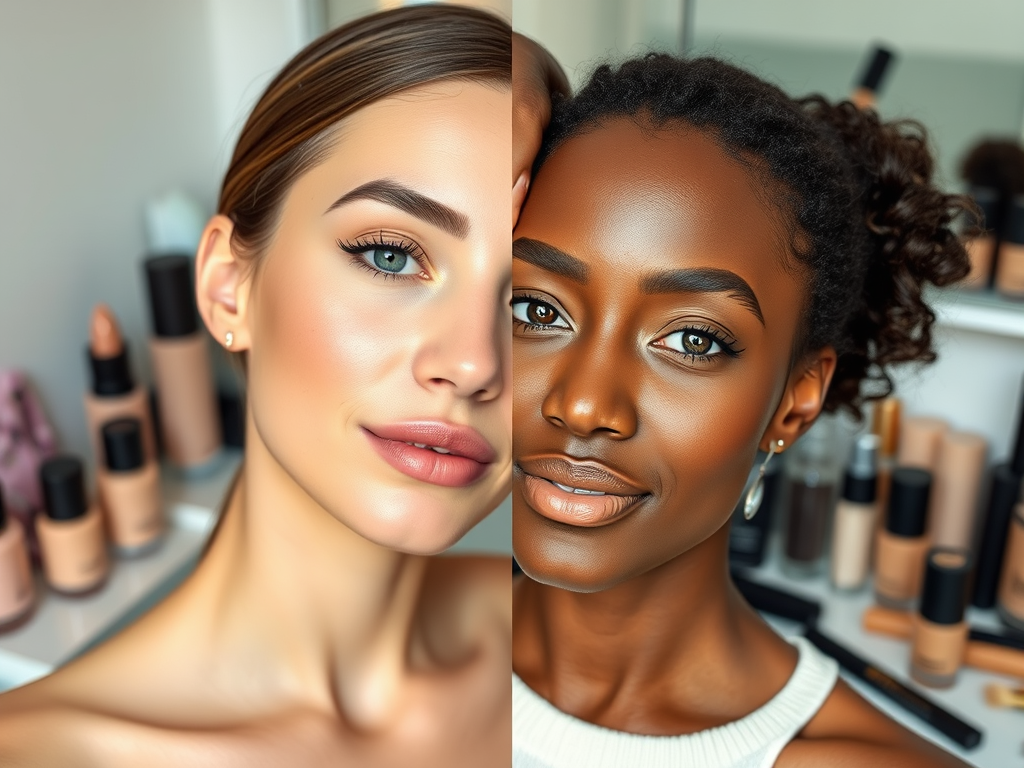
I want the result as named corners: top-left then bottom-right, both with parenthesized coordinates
top-left (536, 54), bottom-right (972, 418)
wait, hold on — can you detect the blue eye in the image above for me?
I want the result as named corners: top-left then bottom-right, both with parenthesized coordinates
top-left (512, 298), bottom-right (569, 329)
top-left (338, 237), bottom-right (426, 279)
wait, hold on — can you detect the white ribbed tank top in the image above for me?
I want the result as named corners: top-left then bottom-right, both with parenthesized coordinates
top-left (512, 636), bottom-right (838, 768)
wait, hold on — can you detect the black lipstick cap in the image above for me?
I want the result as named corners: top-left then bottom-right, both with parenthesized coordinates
top-left (856, 45), bottom-right (896, 92)
top-left (87, 344), bottom-right (134, 396)
top-left (102, 418), bottom-right (145, 472)
top-left (40, 457), bottom-right (88, 522)
top-left (885, 467), bottom-right (931, 537)
top-left (144, 255), bottom-right (198, 338)
top-left (920, 548), bottom-right (971, 625)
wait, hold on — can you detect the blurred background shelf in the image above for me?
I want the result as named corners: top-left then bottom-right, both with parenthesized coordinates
top-left (933, 289), bottom-right (1024, 339)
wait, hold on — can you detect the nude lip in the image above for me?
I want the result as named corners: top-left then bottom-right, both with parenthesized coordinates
top-left (517, 455), bottom-right (649, 527)
top-left (362, 421), bottom-right (495, 488)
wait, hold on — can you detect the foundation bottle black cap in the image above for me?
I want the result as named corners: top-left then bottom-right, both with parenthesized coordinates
top-left (144, 255), bottom-right (198, 338)
top-left (885, 467), bottom-right (930, 537)
top-left (102, 418), bottom-right (145, 472)
top-left (968, 186), bottom-right (1000, 232)
top-left (857, 45), bottom-right (895, 91)
top-left (919, 547), bottom-right (971, 625)
top-left (87, 343), bottom-right (133, 396)
top-left (1006, 195), bottom-right (1024, 246)
top-left (40, 456), bottom-right (88, 521)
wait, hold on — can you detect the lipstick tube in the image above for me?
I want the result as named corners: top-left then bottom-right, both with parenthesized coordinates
top-left (36, 457), bottom-right (109, 595)
top-left (911, 548), bottom-right (971, 689)
top-left (98, 418), bottom-right (164, 556)
top-left (83, 304), bottom-right (157, 464)
top-left (144, 255), bottom-right (222, 470)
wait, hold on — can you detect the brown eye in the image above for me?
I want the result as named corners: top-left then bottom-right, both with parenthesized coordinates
top-left (683, 332), bottom-right (711, 355)
top-left (512, 297), bottom-right (570, 329)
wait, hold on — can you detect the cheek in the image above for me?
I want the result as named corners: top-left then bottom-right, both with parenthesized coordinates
top-left (247, 247), bottom-right (405, 441)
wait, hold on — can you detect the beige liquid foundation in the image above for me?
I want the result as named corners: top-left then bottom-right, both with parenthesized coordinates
top-left (36, 457), bottom-right (109, 595)
top-left (98, 418), bottom-right (164, 556)
top-left (144, 255), bottom-right (222, 471)
top-left (911, 548), bottom-right (971, 689)
top-left (0, 483), bottom-right (35, 630)
top-left (896, 416), bottom-right (947, 471)
top-left (995, 196), bottom-right (1024, 298)
top-left (875, 467), bottom-right (931, 610)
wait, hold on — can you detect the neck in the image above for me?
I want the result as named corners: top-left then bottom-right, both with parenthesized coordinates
top-left (514, 524), bottom-right (791, 731)
top-left (181, 410), bottom-right (429, 728)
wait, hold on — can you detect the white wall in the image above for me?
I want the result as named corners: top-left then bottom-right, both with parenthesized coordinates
top-left (0, 0), bottom-right (309, 472)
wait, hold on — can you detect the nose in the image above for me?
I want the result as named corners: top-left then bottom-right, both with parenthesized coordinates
top-left (411, 280), bottom-right (506, 402)
top-left (541, 337), bottom-right (638, 440)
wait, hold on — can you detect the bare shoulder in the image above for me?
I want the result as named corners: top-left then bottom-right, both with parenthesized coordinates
top-left (0, 685), bottom-right (107, 767)
top-left (776, 678), bottom-right (970, 767)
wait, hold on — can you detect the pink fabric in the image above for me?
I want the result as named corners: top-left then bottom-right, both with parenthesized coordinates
top-left (0, 370), bottom-right (57, 560)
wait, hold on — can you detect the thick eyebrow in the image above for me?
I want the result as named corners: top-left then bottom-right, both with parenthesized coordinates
top-left (325, 179), bottom-right (469, 239)
top-left (641, 268), bottom-right (764, 326)
top-left (513, 238), bottom-right (589, 283)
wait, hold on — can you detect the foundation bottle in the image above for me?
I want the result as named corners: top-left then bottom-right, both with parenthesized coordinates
top-left (36, 456), bottom-right (109, 595)
top-left (98, 418), bottom-right (164, 556)
top-left (830, 434), bottom-right (879, 591)
top-left (871, 398), bottom-right (900, 528)
top-left (144, 255), bottom-right (222, 470)
top-left (998, 504), bottom-right (1024, 632)
top-left (928, 431), bottom-right (987, 550)
top-left (973, 375), bottom-right (1024, 607)
top-left (82, 304), bottom-right (157, 465)
top-left (875, 467), bottom-right (931, 610)
top-left (995, 195), bottom-right (1024, 298)
top-left (961, 187), bottom-right (999, 290)
top-left (896, 416), bottom-right (947, 471)
top-left (783, 417), bottom-right (839, 577)
top-left (911, 548), bottom-right (971, 688)
top-left (0, 483), bottom-right (35, 631)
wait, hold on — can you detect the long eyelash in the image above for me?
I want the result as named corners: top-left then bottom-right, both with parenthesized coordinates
top-left (511, 292), bottom-right (567, 333)
top-left (677, 324), bottom-right (744, 359)
top-left (337, 231), bottom-right (428, 281)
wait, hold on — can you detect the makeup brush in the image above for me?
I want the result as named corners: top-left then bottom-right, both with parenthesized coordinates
top-left (984, 683), bottom-right (1024, 710)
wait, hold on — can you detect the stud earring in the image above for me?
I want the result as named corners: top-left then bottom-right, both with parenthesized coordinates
top-left (743, 439), bottom-right (784, 520)
top-left (224, 331), bottom-right (234, 349)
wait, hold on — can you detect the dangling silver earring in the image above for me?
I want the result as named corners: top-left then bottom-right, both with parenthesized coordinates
top-left (744, 439), bottom-right (784, 520)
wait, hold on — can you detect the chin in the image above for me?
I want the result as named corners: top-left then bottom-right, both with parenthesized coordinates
top-left (336, 482), bottom-right (503, 555)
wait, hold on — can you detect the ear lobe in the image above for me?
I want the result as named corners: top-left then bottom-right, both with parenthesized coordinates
top-left (195, 214), bottom-right (252, 351)
top-left (763, 347), bottom-right (838, 451)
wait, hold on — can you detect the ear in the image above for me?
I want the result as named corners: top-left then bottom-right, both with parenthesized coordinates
top-left (195, 215), bottom-right (252, 351)
top-left (762, 347), bottom-right (838, 452)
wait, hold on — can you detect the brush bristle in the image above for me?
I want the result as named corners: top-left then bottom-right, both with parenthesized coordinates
top-left (984, 684), bottom-right (1024, 709)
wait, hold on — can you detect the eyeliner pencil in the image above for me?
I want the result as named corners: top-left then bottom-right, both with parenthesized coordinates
top-left (805, 626), bottom-right (983, 750)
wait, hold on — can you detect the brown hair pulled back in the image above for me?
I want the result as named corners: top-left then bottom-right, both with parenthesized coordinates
top-left (218, 5), bottom-right (511, 264)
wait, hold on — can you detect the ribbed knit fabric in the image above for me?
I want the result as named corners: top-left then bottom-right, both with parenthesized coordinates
top-left (512, 636), bottom-right (838, 768)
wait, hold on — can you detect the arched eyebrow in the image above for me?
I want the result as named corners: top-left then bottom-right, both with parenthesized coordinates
top-left (513, 238), bottom-right (589, 283)
top-left (325, 179), bottom-right (469, 239)
top-left (641, 268), bottom-right (764, 326)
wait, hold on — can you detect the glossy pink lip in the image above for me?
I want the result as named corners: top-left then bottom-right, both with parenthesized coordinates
top-left (362, 421), bottom-right (495, 488)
